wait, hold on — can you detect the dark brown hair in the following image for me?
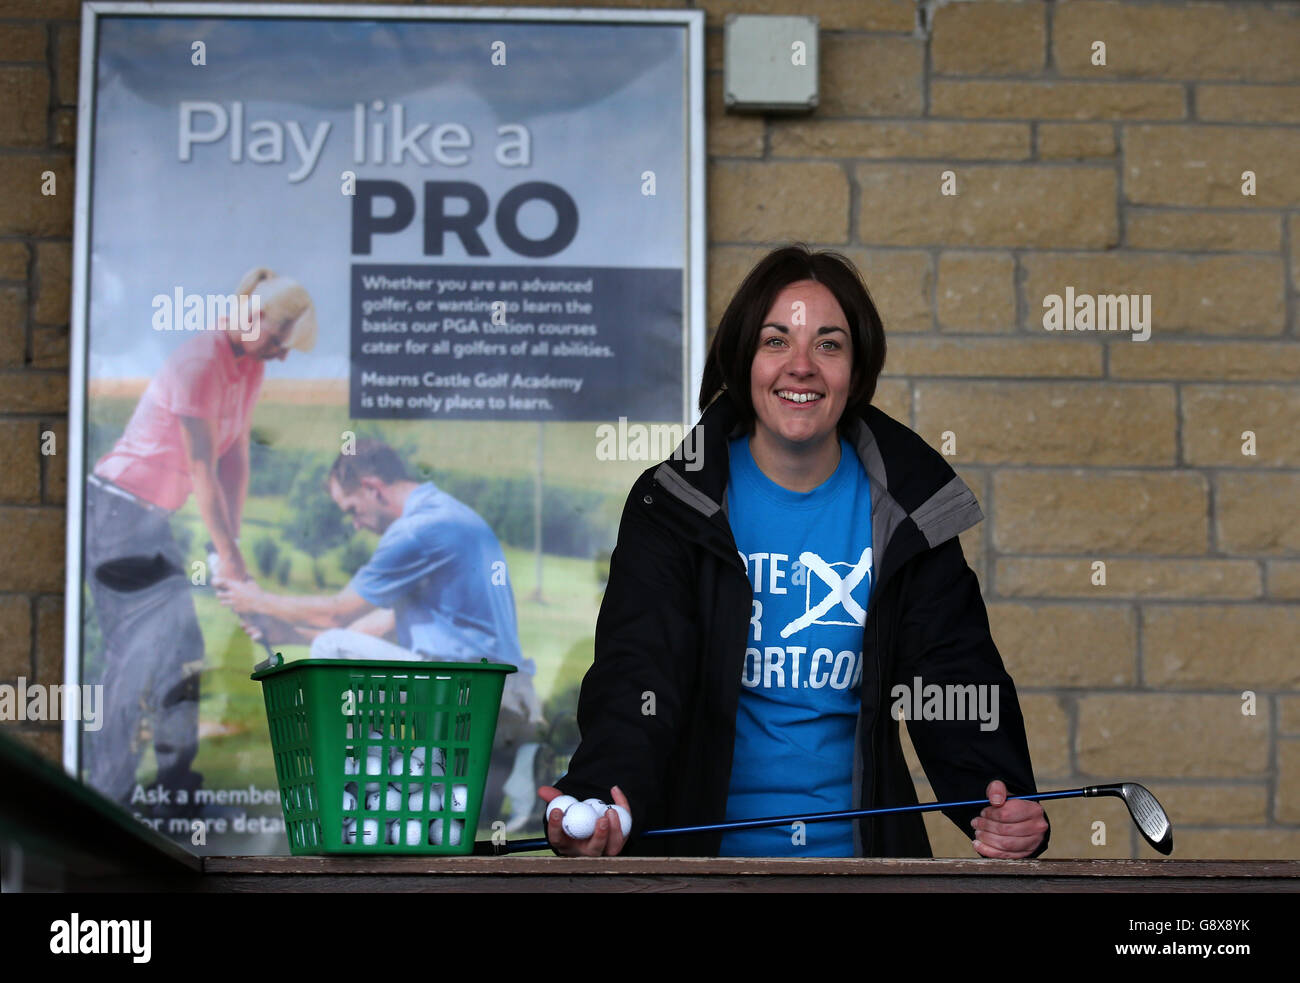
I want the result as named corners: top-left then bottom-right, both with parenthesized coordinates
top-left (699, 242), bottom-right (887, 432)
top-left (327, 438), bottom-right (411, 493)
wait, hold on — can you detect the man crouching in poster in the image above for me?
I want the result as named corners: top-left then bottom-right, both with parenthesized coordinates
top-left (215, 438), bottom-right (545, 828)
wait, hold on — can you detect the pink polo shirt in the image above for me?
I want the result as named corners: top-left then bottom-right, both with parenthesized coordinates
top-left (93, 332), bottom-right (265, 511)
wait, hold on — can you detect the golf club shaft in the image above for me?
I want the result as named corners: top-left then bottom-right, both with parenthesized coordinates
top-left (206, 542), bottom-right (276, 659)
top-left (489, 788), bottom-right (1088, 854)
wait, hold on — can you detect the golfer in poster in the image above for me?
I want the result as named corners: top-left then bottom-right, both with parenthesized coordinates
top-left (214, 438), bottom-right (545, 827)
top-left (84, 267), bottom-right (317, 810)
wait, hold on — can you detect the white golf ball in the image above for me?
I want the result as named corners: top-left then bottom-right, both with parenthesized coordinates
top-left (385, 784), bottom-right (403, 811)
top-left (342, 817), bottom-right (356, 844)
top-left (582, 798), bottom-right (609, 818)
top-left (429, 818), bottom-right (464, 847)
top-left (341, 787), bottom-right (357, 812)
top-left (344, 754), bottom-right (360, 775)
top-left (562, 802), bottom-right (598, 839)
top-left (406, 746), bottom-right (425, 777)
top-left (360, 818), bottom-right (379, 845)
top-left (544, 795), bottom-right (579, 821)
top-left (404, 819), bottom-right (423, 845)
top-left (385, 820), bottom-right (400, 845)
top-left (428, 748), bottom-right (446, 777)
top-left (452, 784), bottom-right (468, 813)
top-left (610, 804), bottom-right (632, 837)
top-left (365, 745), bottom-right (384, 775)
top-left (389, 749), bottom-right (406, 776)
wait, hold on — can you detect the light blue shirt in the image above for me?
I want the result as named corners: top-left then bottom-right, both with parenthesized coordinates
top-left (348, 482), bottom-right (532, 674)
top-left (719, 436), bottom-right (874, 856)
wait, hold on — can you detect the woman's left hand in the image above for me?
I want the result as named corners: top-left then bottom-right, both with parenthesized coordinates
top-left (971, 779), bottom-right (1048, 858)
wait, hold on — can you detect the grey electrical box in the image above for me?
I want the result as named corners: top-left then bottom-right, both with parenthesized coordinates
top-left (724, 15), bottom-right (819, 113)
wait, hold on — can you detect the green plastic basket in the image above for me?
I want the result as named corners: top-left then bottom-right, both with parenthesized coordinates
top-left (250, 654), bottom-right (516, 855)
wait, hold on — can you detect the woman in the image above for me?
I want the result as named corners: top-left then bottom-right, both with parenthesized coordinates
top-left (84, 267), bottom-right (317, 810)
top-left (538, 244), bottom-right (1049, 858)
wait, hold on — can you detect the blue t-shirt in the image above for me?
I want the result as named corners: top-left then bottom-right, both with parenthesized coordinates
top-left (719, 436), bottom-right (874, 857)
top-left (348, 482), bottom-right (533, 674)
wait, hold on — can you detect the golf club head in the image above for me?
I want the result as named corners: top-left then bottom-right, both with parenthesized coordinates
top-left (1088, 782), bottom-right (1173, 855)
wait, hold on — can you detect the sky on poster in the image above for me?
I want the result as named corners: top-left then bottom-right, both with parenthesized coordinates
top-left (87, 15), bottom-right (687, 379)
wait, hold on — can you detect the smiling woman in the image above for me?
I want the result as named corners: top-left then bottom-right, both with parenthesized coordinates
top-left (539, 242), bottom-right (1050, 862)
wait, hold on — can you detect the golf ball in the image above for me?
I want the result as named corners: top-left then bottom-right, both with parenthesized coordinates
top-left (341, 787), bottom-right (357, 812)
top-left (582, 798), bottom-right (609, 818)
top-left (429, 818), bottom-right (464, 847)
top-left (385, 784), bottom-right (403, 811)
top-left (385, 820), bottom-right (400, 845)
top-left (545, 794), bottom-right (579, 821)
top-left (561, 802), bottom-right (598, 840)
top-left (427, 748), bottom-right (446, 777)
top-left (452, 784), bottom-right (468, 813)
top-left (344, 754), bottom-right (360, 775)
top-left (360, 818), bottom-right (379, 845)
top-left (610, 804), bottom-right (632, 837)
top-left (365, 745), bottom-right (384, 775)
top-left (404, 819), bottom-right (423, 845)
top-left (342, 817), bottom-right (356, 844)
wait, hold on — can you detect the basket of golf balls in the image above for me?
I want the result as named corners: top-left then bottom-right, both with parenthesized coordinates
top-left (251, 655), bottom-right (515, 855)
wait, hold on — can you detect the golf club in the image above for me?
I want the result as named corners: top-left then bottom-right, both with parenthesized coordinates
top-left (482, 781), bottom-right (1173, 856)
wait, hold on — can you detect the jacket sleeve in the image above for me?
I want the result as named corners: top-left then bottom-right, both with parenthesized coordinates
top-left (889, 535), bottom-right (1051, 859)
top-left (550, 471), bottom-right (700, 851)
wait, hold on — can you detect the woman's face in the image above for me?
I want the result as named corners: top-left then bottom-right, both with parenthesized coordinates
top-left (240, 314), bottom-right (295, 361)
top-left (749, 279), bottom-right (854, 451)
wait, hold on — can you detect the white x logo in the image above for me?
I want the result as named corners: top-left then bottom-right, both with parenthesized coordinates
top-left (780, 548), bottom-right (872, 638)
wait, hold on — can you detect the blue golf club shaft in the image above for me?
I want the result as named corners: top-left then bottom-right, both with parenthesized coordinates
top-left (495, 788), bottom-right (1085, 854)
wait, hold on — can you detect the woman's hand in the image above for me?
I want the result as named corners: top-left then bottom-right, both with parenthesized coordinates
top-left (538, 784), bottom-right (631, 856)
top-left (971, 779), bottom-right (1048, 858)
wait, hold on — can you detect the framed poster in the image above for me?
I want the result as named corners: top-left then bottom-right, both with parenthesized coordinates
top-left (65, 2), bottom-right (705, 854)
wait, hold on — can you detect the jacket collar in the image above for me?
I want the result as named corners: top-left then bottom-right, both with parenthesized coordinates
top-left (652, 394), bottom-right (984, 591)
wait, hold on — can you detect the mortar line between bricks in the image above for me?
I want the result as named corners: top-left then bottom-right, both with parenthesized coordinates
top-left (1268, 692), bottom-right (1277, 826)
top-left (895, 462), bottom-right (1296, 473)
top-left (1283, 211), bottom-right (1296, 338)
top-left (1134, 598), bottom-right (1145, 689)
top-left (919, 0), bottom-right (931, 117)
top-left (713, 237), bottom-right (1292, 251)
top-left (1174, 382), bottom-right (1185, 468)
top-left (1020, 686), bottom-right (1293, 698)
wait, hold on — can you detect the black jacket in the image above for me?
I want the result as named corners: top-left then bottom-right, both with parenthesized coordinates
top-left (555, 396), bottom-right (1050, 858)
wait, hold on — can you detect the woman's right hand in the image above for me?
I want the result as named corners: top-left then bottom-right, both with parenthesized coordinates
top-left (538, 784), bottom-right (631, 856)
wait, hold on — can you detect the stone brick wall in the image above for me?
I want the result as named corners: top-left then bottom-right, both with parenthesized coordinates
top-left (1, 0), bottom-right (1295, 859)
